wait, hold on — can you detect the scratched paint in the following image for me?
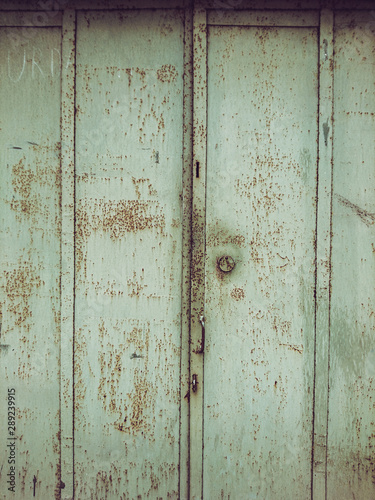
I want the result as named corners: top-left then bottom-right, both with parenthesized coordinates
top-left (0, 28), bottom-right (62, 499)
top-left (203, 24), bottom-right (318, 498)
top-left (74, 10), bottom-right (184, 499)
top-left (327, 12), bottom-right (375, 499)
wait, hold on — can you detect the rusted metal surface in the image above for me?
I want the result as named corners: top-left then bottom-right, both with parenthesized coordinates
top-left (203, 22), bottom-right (319, 498)
top-left (0, 0), bottom-right (188, 9)
top-left (207, 9), bottom-right (320, 26)
top-left (0, 11), bottom-right (62, 26)
top-left (60, 9), bottom-right (75, 500)
top-left (74, 9), bottom-right (185, 499)
top-left (189, 7), bottom-right (207, 499)
top-left (0, 27), bottom-right (62, 499)
top-left (312, 9), bottom-right (334, 499)
top-left (2, 0), bottom-right (375, 12)
top-left (327, 11), bottom-right (375, 499)
top-left (1, 3), bottom-right (375, 499)
top-left (180, 8), bottom-right (193, 500)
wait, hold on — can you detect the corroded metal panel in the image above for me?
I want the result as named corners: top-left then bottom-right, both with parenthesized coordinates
top-left (190, 7), bottom-right (207, 500)
top-left (0, 11), bottom-right (62, 26)
top-left (60, 10), bottom-right (75, 500)
top-left (1, 5), bottom-right (374, 500)
top-left (0, 28), bottom-right (62, 498)
top-left (204, 24), bottom-right (318, 498)
top-left (327, 11), bottom-right (375, 499)
top-left (312, 9), bottom-right (334, 499)
top-left (74, 10), bottom-right (186, 498)
top-left (207, 9), bottom-right (320, 26)
top-left (180, 8), bottom-right (194, 500)
top-left (199, 0), bottom-right (321, 8)
top-left (0, 0), bottom-right (188, 10)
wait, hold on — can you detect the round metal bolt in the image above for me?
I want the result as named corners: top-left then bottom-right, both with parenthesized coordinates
top-left (218, 255), bottom-right (235, 273)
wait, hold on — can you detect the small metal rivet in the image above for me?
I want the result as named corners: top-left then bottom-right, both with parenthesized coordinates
top-left (218, 255), bottom-right (235, 273)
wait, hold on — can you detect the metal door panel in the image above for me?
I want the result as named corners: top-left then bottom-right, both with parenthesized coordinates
top-left (74, 10), bottom-right (185, 499)
top-left (327, 12), bottom-right (375, 499)
top-left (204, 25), bottom-right (318, 498)
top-left (0, 28), bottom-right (62, 499)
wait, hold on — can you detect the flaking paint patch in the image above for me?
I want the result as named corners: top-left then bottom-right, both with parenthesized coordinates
top-left (74, 331), bottom-right (88, 423)
top-left (232, 152), bottom-right (309, 299)
top-left (75, 198), bottom-right (166, 273)
top-left (207, 227), bottom-right (246, 248)
top-left (96, 320), bottom-right (156, 438)
top-left (157, 64), bottom-right (178, 83)
top-left (231, 287), bottom-right (245, 301)
top-left (9, 146), bottom-right (61, 230)
top-left (2, 258), bottom-right (43, 330)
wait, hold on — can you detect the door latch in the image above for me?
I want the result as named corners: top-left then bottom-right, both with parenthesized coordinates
top-left (192, 374), bottom-right (198, 393)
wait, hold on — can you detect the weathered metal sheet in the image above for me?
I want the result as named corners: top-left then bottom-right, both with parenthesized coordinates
top-left (333, 0), bottom-right (375, 8)
top-left (312, 9), bottom-right (334, 499)
top-left (208, 9), bottom-right (320, 26)
top-left (60, 10), bottom-right (75, 500)
top-left (0, 11), bottom-right (62, 26)
top-left (203, 23), bottom-right (318, 498)
top-left (200, 0), bottom-right (321, 8)
top-left (1, 0), bottom-right (375, 12)
top-left (189, 7), bottom-right (207, 500)
top-left (0, 0), bottom-right (188, 10)
top-left (327, 11), bottom-right (375, 499)
top-left (74, 9), bottom-right (186, 499)
top-left (180, 8), bottom-right (194, 500)
top-left (1, 5), bottom-right (374, 500)
top-left (0, 27), bottom-right (62, 499)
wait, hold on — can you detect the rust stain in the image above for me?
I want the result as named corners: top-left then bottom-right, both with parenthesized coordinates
top-left (157, 64), bottom-right (178, 83)
top-left (127, 271), bottom-right (145, 298)
top-left (235, 166), bottom-right (285, 213)
top-left (337, 194), bottom-right (375, 226)
top-left (131, 177), bottom-right (156, 200)
top-left (74, 331), bottom-right (88, 420)
top-left (75, 199), bottom-right (165, 273)
top-left (2, 258), bottom-right (43, 330)
top-left (207, 228), bottom-right (246, 248)
top-left (10, 157), bottom-right (40, 220)
top-left (8, 145), bottom-right (61, 232)
top-left (230, 287), bottom-right (245, 301)
top-left (95, 320), bottom-right (157, 438)
top-left (279, 343), bottom-right (303, 354)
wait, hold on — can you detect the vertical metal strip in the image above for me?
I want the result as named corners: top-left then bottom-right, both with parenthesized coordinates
top-left (180, 5), bottom-right (194, 500)
top-left (312, 8), bottom-right (334, 500)
top-left (60, 9), bottom-right (75, 500)
top-left (190, 5), bottom-right (207, 499)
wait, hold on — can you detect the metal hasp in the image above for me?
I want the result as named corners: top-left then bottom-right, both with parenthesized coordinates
top-left (217, 255), bottom-right (235, 273)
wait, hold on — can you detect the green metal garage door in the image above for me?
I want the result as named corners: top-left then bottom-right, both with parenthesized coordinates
top-left (0, 2), bottom-right (374, 499)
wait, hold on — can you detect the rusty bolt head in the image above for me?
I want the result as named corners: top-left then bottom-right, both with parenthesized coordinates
top-left (218, 255), bottom-right (235, 273)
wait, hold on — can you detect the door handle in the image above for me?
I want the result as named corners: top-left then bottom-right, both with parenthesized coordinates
top-left (195, 315), bottom-right (205, 354)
